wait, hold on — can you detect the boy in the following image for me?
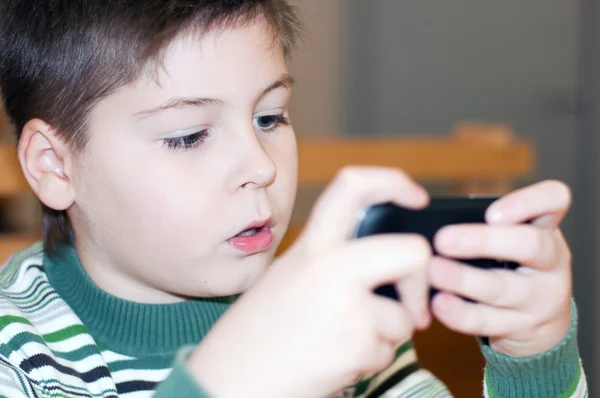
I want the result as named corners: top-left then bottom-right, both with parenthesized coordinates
top-left (0, 0), bottom-right (587, 397)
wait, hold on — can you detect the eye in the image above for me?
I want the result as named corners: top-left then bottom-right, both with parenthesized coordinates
top-left (162, 130), bottom-right (209, 151)
top-left (253, 114), bottom-right (290, 132)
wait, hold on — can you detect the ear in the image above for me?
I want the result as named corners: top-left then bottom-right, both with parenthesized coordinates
top-left (17, 119), bottom-right (75, 211)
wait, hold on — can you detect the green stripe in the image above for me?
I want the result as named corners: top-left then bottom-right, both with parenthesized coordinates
top-left (3, 275), bottom-right (46, 298)
top-left (0, 315), bottom-right (32, 331)
top-left (38, 378), bottom-right (118, 397)
top-left (2, 331), bottom-right (100, 362)
top-left (0, 296), bottom-right (63, 316)
top-left (12, 296), bottom-right (62, 314)
top-left (108, 356), bottom-right (172, 372)
top-left (7, 284), bottom-right (53, 305)
top-left (396, 341), bottom-right (414, 357)
top-left (52, 344), bottom-right (100, 362)
top-left (354, 341), bottom-right (415, 395)
top-left (43, 325), bottom-right (89, 343)
top-left (557, 365), bottom-right (581, 398)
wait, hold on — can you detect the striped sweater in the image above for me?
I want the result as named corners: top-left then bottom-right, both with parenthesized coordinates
top-left (0, 242), bottom-right (588, 397)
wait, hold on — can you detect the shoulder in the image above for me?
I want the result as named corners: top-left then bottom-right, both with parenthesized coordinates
top-left (0, 241), bottom-right (45, 292)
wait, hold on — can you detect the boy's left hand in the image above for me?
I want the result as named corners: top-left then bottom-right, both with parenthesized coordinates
top-left (428, 180), bottom-right (572, 357)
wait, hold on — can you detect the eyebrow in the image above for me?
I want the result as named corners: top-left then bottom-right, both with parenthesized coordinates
top-left (134, 74), bottom-right (295, 120)
top-left (261, 74), bottom-right (295, 99)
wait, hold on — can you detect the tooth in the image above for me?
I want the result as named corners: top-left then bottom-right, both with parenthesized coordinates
top-left (238, 228), bottom-right (259, 237)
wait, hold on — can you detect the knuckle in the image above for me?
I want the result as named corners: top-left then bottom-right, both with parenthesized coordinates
top-left (474, 312), bottom-right (489, 335)
top-left (390, 167), bottom-right (409, 180)
top-left (335, 166), bottom-right (362, 186)
top-left (405, 234), bottom-right (432, 262)
top-left (333, 167), bottom-right (368, 202)
top-left (457, 266), bottom-right (474, 295)
top-left (483, 273), bottom-right (506, 304)
top-left (524, 227), bottom-right (546, 262)
top-left (545, 180), bottom-right (572, 207)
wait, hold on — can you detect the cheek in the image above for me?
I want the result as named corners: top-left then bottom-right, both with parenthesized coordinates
top-left (269, 132), bottom-right (298, 213)
top-left (75, 147), bottom-right (225, 248)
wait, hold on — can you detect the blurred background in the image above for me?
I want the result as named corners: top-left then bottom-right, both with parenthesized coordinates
top-left (1, 0), bottom-right (599, 395)
top-left (286, 0), bottom-right (599, 395)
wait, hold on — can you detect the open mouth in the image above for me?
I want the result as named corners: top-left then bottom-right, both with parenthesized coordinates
top-left (233, 219), bottom-right (273, 237)
top-left (235, 226), bottom-right (266, 237)
top-left (229, 219), bottom-right (274, 254)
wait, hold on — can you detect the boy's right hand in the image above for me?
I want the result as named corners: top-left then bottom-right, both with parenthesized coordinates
top-left (188, 167), bottom-right (433, 398)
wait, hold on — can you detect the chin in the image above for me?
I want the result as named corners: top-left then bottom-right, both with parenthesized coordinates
top-left (239, 262), bottom-right (270, 291)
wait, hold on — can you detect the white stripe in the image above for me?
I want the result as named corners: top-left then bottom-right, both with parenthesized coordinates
top-left (0, 383), bottom-right (29, 398)
top-left (16, 340), bottom-right (107, 373)
top-left (381, 369), bottom-right (453, 398)
top-left (0, 318), bottom-right (88, 348)
top-left (4, 256), bottom-right (45, 293)
top-left (110, 368), bottom-right (170, 384)
top-left (29, 305), bottom-right (75, 326)
top-left (572, 365), bottom-right (588, 397)
top-left (120, 390), bottom-right (157, 398)
top-left (1, 330), bottom-right (98, 356)
top-left (101, 350), bottom-right (136, 362)
top-left (1, 276), bottom-right (46, 299)
top-left (0, 321), bottom-right (40, 341)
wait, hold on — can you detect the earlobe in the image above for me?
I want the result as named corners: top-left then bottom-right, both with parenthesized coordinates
top-left (18, 119), bottom-right (74, 211)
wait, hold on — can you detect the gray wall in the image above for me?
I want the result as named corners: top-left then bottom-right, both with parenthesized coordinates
top-left (288, 0), bottom-right (344, 137)
top-left (577, 0), bottom-right (600, 394)
top-left (344, 0), bottom-right (597, 394)
top-left (288, 2), bottom-right (598, 392)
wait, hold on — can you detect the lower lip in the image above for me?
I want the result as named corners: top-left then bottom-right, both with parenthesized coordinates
top-left (228, 228), bottom-right (274, 254)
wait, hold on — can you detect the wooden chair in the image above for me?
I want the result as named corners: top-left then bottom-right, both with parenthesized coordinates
top-left (278, 122), bottom-right (533, 251)
top-left (0, 144), bottom-right (40, 263)
top-left (277, 122), bottom-right (534, 397)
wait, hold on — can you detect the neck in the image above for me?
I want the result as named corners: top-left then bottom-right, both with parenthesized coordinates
top-left (44, 240), bottom-right (236, 357)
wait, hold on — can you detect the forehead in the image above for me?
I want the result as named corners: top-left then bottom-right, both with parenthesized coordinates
top-left (139, 20), bottom-right (286, 94)
top-left (88, 20), bottom-right (289, 128)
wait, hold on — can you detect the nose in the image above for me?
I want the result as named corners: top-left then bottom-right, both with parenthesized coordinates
top-left (234, 130), bottom-right (277, 190)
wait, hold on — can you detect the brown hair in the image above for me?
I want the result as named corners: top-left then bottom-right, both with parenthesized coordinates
top-left (0, 0), bottom-right (302, 253)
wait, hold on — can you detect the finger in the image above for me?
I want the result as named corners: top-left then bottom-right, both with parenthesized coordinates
top-left (428, 257), bottom-right (532, 308)
top-left (327, 234), bottom-right (431, 325)
top-left (431, 292), bottom-right (528, 337)
top-left (434, 224), bottom-right (568, 271)
top-left (370, 296), bottom-right (417, 343)
top-left (485, 180), bottom-right (571, 228)
top-left (396, 265), bottom-right (431, 329)
top-left (299, 166), bottom-right (429, 251)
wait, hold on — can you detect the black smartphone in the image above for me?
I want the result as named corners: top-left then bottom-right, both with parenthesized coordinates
top-left (352, 196), bottom-right (519, 301)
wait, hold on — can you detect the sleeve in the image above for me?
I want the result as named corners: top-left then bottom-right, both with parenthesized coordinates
top-left (481, 300), bottom-right (588, 398)
top-left (153, 302), bottom-right (590, 398)
top-left (351, 341), bottom-right (453, 398)
top-left (154, 343), bottom-right (453, 398)
top-left (153, 346), bottom-right (210, 398)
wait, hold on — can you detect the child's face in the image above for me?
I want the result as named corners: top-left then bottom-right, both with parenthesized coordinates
top-left (67, 21), bottom-right (298, 302)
